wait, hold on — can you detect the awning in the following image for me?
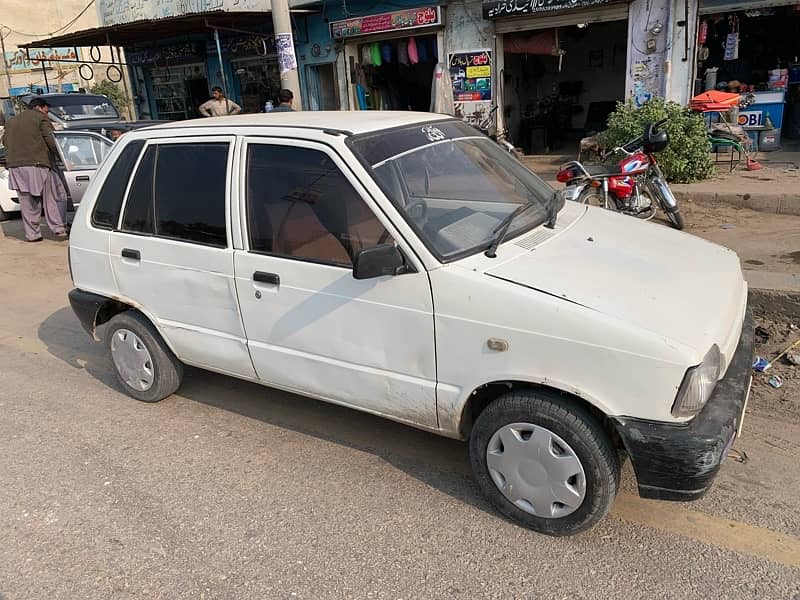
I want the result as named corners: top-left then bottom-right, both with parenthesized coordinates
top-left (19, 10), bottom-right (302, 49)
top-left (700, 0), bottom-right (800, 14)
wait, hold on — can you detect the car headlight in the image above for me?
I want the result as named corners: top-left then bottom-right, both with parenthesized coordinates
top-left (672, 345), bottom-right (722, 418)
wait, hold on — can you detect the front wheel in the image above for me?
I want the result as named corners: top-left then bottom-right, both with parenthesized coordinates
top-left (469, 390), bottom-right (620, 536)
top-left (666, 210), bottom-right (685, 230)
top-left (648, 176), bottom-right (684, 230)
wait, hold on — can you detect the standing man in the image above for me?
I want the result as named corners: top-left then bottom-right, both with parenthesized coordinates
top-left (1, 98), bottom-right (68, 242)
top-left (271, 89), bottom-right (295, 112)
top-left (199, 86), bottom-right (242, 117)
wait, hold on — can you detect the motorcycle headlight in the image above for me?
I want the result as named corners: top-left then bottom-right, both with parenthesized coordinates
top-left (672, 345), bottom-right (722, 418)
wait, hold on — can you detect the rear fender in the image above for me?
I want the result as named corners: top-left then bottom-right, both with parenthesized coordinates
top-left (68, 289), bottom-right (129, 341)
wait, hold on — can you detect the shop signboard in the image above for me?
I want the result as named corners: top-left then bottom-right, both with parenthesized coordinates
top-left (4, 48), bottom-right (79, 72)
top-left (329, 7), bottom-right (441, 40)
top-left (9, 83), bottom-right (77, 97)
top-left (483, 0), bottom-right (616, 19)
top-left (449, 50), bottom-right (492, 103)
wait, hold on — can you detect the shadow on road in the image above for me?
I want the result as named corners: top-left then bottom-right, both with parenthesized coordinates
top-left (37, 306), bottom-right (488, 517)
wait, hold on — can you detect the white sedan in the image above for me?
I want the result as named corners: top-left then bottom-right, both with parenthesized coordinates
top-left (0, 130), bottom-right (112, 221)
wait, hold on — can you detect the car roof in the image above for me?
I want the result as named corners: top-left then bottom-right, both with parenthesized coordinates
top-left (147, 111), bottom-right (452, 136)
top-left (21, 93), bottom-right (108, 100)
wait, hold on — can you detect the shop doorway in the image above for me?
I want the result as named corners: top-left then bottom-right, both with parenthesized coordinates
top-left (503, 20), bottom-right (627, 154)
top-left (354, 34), bottom-right (437, 111)
top-left (149, 63), bottom-right (208, 121)
top-left (306, 63), bottom-right (340, 110)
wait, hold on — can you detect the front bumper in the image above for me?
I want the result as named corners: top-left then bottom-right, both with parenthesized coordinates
top-left (612, 307), bottom-right (754, 501)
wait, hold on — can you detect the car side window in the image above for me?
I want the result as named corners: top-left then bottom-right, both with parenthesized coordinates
top-left (92, 139), bottom-right (145, 230)
top-left (120, 142), bottom-right (229, 247)
top-left (246, 144), bottom-right (390, 267)
top-left (56, 134), bottom-right (110, 170)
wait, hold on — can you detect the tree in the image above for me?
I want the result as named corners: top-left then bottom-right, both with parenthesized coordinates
top-left (89, 80), bottom-right (130, 119)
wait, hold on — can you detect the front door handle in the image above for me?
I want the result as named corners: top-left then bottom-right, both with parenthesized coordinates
top-left (76, 175), bottom-right (90, 182)
top-left (121, 248), bottom-right (140, 261)
top-left (253, 271), bottom-right (280, 285)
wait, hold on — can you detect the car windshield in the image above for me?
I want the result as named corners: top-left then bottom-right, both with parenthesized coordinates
top-left (45, 96), bottom-right (119, 120)
top-left (350, 120), bottom-right (555, 261)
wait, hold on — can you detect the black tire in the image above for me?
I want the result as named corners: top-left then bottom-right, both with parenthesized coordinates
top-left (0, 204), bottom-right (8, 222)
top-left (469, 390), bottom-right (620, 536)
top-left (105, 311), bottom-right (183, 403)
top-left (577, 187), bottom-right (615, 211)
top-left (666, 210), bottom-right (685, 230)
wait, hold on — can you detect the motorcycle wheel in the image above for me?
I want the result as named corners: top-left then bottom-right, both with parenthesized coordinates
top-left (647, 176), bottom-right (684, 231)
top-left (576, 187), bottom-right (615, 210)
top-left (666, 210), bottom-right (685, 230)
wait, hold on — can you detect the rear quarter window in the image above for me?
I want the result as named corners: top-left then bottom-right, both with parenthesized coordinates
top-left (91, 140), bottom-right (145, 230)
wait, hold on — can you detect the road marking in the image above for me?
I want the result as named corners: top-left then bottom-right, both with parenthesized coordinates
top-left (613, 493), bottom-right (800, 569)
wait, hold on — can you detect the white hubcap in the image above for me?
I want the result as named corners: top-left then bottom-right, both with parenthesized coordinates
top-left (486, 423), bottom-right (586, 518)
top-left (110, 329), bottom-right (155, 392)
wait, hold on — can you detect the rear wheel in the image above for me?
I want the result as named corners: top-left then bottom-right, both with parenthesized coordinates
top-left (469, 390), bottom-right (620, 536)
top-left (577, 187), bottom-right (615, 210)
top-left (105, 311), bottom-right (183, 403)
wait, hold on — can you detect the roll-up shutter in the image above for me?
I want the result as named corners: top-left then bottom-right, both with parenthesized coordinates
top-left (494, 3), bottom-right (630, 34)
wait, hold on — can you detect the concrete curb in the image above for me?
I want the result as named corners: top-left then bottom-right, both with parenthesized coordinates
top-left (673, 189), bottom-right (800, 216)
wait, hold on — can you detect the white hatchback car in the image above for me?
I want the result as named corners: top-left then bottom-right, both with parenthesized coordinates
top-left (68, 112), bottom-right (753, 536)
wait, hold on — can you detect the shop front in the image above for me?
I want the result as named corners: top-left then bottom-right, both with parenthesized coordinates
top-left (696, 0), bottom-right (800, 145)
top-left (296, 4), bottom-right (445, 111)
top-left (18, 4), bottom-right (310, 122)
top-left (484, 0), bottom-right (631, 154)
top-left (126, 30), bottom-right (281, 120)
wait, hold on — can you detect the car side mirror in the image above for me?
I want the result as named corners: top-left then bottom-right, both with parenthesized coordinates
top-left (353, 244), bottom-right (405, 280)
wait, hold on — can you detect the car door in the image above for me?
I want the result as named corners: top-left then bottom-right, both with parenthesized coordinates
top-left (108, 136), bottom-right (256, 379)
top-left (53, 131), bottom-right (112, 205)
top-left (234, 138), bottom-right (438, 428)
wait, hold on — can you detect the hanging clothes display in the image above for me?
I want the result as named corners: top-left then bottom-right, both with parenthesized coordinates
top-left (361, 44), bottom-right (372, 66)
top-left (381, 42), bottom-right (393, 64)
top-left (417, 38), bottom-right (429, 63)
top-left (408, 37), bottom-right (419, 65)
top-left (371, 42), bottom-right (383, 67)
top-left (398, 41), bottom-right (409, 66)
top-left (430, 62), bottom-right (455, 115)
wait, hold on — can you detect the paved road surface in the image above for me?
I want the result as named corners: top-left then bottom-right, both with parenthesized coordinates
top-left (1, 218), bottom-right (799, 599)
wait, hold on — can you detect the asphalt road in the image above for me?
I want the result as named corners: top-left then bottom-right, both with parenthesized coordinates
top-left (1, 219), bottom-right (799, 599)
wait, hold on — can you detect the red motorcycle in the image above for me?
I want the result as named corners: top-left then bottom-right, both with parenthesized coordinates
top-left (556, 119), bottom-right (684, 230)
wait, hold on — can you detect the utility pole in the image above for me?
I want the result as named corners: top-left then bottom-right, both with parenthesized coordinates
top-left (0, 28), bottom-right (13, 97)
top-left (270, 0), bottom-right (302, 109)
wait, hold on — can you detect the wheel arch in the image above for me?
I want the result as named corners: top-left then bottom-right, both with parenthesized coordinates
top-left (457, 380), bottom-right (626, 453)
top-left (68, 290), bottom-right (177, 355)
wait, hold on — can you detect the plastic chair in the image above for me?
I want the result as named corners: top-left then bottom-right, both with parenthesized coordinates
top-left (709, 136), bottom-right (743, 172)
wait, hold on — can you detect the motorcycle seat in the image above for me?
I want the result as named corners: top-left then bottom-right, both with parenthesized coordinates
top-left (584, 164), bottom-right (623, 176)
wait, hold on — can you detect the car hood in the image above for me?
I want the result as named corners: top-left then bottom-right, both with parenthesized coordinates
top-left (485, 206), bottom-right (747, 364)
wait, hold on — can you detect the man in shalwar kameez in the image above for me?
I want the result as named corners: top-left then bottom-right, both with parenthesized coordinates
top-left (1, 98), bottom-right (68, 242)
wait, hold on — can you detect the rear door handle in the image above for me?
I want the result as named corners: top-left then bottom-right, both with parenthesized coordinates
top-left (121, 248), bottom-right (140, 261)
top-left (253, 271), bottom-right (279, 285)
top-left (76, 175), bottom-right (90, 182)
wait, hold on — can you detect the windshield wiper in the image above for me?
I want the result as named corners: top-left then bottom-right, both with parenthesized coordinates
top-left (484, 202), bottom-right (536, 258)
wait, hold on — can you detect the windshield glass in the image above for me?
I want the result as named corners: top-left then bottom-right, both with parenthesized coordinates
top-left (350, 120), bottom-right (555, 261)
top-left (45, 96), bottom-right (119, 120)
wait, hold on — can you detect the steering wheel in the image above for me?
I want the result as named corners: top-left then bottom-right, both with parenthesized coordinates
top-left (405, 197), bottom-right (428, 224)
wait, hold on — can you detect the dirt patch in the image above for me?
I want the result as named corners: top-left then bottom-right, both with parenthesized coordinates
top-left (750, 298), bottom-right (800, 422)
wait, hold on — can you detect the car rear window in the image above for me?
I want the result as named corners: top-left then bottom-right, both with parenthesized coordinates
top-left (91, 140), bottom-right (145, 230)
